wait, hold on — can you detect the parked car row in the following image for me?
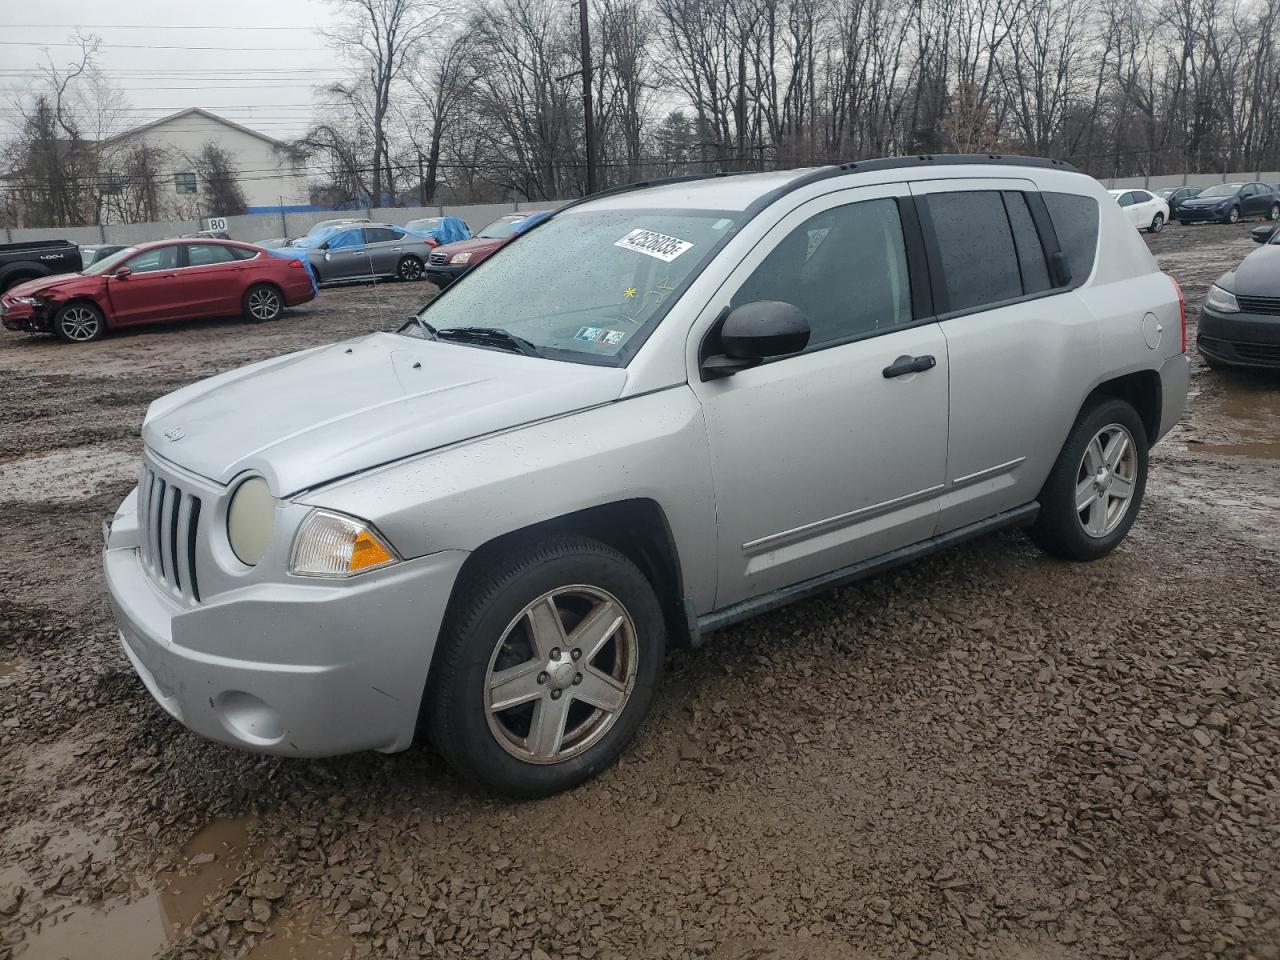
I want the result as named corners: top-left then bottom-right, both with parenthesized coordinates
top-left (1113, 181), bottom-right (1280, 229)
top-left (1199, 219), bottom-right (1280, 370)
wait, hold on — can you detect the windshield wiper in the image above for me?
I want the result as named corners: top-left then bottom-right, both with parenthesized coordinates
top-left (434, 326), bottom-right (543, 357)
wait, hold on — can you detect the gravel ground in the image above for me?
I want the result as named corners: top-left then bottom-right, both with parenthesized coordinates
top-left (1, 223), bottom-right (1278, 960)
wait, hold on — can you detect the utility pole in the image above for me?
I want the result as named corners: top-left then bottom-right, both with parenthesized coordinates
top-left (578, 0), bottom-right (597, 195)
top-left (418, 152), bottom-right (427, 207)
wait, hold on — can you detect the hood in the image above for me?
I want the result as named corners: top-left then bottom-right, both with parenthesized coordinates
top-left (142, 332), bottom-right (627, 494)
top-left (1182, 195), bottom-right (1234, 207)
top-left (4, 272), bottom-right (94, 299)
top-left (433, 236), bottom-right (503, 257)
top-left (1226, 244), bottom-right (1280, 297)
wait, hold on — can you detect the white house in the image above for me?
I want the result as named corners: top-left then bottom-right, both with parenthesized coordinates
top-left (99, 108), bottom-right (308, 216)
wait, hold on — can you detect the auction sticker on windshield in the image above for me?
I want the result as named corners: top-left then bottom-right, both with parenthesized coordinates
top-left (614, 229), bottom-right (693, 262)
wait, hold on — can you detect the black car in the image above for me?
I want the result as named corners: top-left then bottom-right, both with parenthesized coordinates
top-left (1155, 185), bottom-right (1203, 216)
top-left (1176, 181), bottom-right (1280, 225)
top-left (1198, 227), bottom-right (1280, 369)
top-left (79, 244), bottom-right (129, 269)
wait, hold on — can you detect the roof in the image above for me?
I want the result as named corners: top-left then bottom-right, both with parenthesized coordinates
top-left (100, 107), bottom-right (300, 155)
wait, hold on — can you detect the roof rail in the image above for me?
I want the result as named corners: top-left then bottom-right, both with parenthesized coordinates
top-left (538, 153), bottom-right (1080, 223)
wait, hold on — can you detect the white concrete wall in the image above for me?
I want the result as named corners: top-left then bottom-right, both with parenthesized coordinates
top-left (101, 112), bottom-right (308, 215)
top-left (1103, 170), bottom-right (1280, 190)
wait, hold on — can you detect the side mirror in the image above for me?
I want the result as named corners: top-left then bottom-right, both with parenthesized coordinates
top-left (700, 301), bottom-right (810, 380)
top-left (114, 266), bottom-right (132, 279)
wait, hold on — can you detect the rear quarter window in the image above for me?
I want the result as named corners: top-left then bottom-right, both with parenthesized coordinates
top-left (1044, 192), bottom-right (1099, 287)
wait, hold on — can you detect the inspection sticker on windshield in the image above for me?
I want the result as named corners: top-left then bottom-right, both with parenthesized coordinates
top-left (575, 326), bottom-right (627, 346)
top-left (614, 228), bottom-right (693, 262)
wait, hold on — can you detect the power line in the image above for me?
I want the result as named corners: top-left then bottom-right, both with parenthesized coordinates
top-left (0, 40), bottom-right (325, 52)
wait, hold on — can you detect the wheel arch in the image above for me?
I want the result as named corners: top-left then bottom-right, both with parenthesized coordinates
top-left (1081, 369), bottom-right (1162, 444)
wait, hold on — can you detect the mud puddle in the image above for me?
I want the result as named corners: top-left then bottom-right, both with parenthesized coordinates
top-left (19, 817), bottom-right (260, 960)
top-left (0, 663), bottom-right (15, 677)
top-left (1185, 370), bottom-right (1280, 458)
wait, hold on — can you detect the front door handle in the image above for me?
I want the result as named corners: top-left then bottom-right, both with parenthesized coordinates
top-left (883, 354), bottom-right (936, 378)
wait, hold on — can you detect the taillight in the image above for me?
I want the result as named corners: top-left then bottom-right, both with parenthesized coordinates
top-left (1171, 275), bottom-right (1187, 352)
top-left (287, 259), bottom-right (304, 269)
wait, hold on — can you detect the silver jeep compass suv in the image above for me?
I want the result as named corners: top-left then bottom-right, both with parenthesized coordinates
top-left (105, 156), bottom-right (1190, 797)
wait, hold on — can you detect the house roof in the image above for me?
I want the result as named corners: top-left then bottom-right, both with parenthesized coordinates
top-left (101, 107), bottom-right (300, 155)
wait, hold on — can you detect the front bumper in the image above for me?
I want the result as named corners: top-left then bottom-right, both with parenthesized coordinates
top-left (0, 299), bottom-right (50, 332)
top-left (104, 488), bottom-right (468, 757)
top-left (424, 263), bottom-right (467, 288)
top-left (1198, 306), bottom-right (1280, 369)
top-left (1176, 206), bottom-right (1232, 223)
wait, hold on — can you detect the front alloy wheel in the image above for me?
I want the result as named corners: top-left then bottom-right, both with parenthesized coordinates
top-left (1075, 424), bottom-right (1138, 538)
top-left (427, 534), bottom-right (664, 798)
top-left (485, 586), bottom-right (638, 763)
top-left (1227, 206), bottom-right (1241, 224)
top-left (1269, 203), bottom-right (1279, 222)
top-left (54, 303), bottom-right (105, 343)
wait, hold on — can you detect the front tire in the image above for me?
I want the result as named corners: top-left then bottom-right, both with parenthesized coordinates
top-left (397, 256), bottom-right (425, 282)
top-left (53, 301), bottom-right (106, 343)
top-left (1030, 398), bottom-right (1148, 562)
top-left (1268, 203), bottom-right (1279, 222)
top-left (1226, 206), bottom-right (1241, 224)
top-left (1147, 212), bottom-right (1165, 233)
top-left (427, 535), bottom-right (665, 798)
top-left (243, 284), bottom-right (283, 322)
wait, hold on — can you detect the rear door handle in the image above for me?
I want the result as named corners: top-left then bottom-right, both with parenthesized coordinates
top-left (883, 354), bottom-right (936, 378)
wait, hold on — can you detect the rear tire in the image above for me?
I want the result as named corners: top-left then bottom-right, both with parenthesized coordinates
top-left (1147, 212), bottom-right (1165, 233)
top-left (397, 256), bottom-right (425, 282)
top-left (53, 301), bottom-right (106, 343)
top-left (427, 535), bottom-right (665, 798)
top-left (243, 284), bottom-right (283, 322)
top-left (1030, 398), bottom-right (1148, 562)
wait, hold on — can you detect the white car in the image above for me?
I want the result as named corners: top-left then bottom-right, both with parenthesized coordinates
top-left (1109, 189), bottom-right (1170, 233)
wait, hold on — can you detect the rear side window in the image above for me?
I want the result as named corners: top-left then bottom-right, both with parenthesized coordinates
top-left (187, 244), bottom-right (237, 267)
top-left (925, 191), bottom-right (1022, 312)
top-left (1043, 192), bottom-right (1099, 287)
top-left (1003, 192), bottom-right (1051, 294)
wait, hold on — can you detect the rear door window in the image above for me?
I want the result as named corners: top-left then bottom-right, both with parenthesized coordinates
top-left (1043, 192), bottom-right (1099, 287)
top-left (924, 191), bottom-right (1023, 313)
top-left (186, 244), bottom-right (237, 267)
top-left (364, 227), bottom-right (403, 244)
top-left (1002, 192), bottom-right (1051, 294)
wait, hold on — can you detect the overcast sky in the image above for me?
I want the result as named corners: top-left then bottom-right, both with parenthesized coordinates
top-left (2, 0), bottom-right (341, 141)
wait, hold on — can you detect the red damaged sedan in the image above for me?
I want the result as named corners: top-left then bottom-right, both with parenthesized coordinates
top-left (0, 239), bottom-right (316, 343)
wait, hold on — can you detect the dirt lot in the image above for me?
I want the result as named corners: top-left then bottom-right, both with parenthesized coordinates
top-left (1, 222), bottom-right (1278, 960)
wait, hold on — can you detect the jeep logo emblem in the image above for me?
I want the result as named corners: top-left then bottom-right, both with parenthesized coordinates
top-left (163, 426), bottom-right (185, 442)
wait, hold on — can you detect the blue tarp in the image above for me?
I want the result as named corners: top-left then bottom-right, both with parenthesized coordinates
top-left (413, 216), bottom-right (470, 245)
top-left (264, 247), bottom-right (319, 294)
top-left (512, 211), bottom-right (552, 234)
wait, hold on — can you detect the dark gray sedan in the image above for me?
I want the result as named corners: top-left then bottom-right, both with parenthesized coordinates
top-left (1199, 227), bottom-right (1280, 369)
top-left (300, 223), bottom-right (436, 285)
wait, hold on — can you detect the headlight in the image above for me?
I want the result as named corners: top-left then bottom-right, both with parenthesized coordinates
top-left (1205, 284), bottom-right (1240, 314)
top-left (14, 296), bottom-right (42, 306)
top-left (289, 509), bottom-right (398, 578)
top-left (226, 476), bottom-right (275, 566)
top-left (449, 252), bottom-right (471, 265)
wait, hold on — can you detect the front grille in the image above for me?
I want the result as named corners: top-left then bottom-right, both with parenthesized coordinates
top-left (1236, 296), bottom-right (1280, 316)
top-left (137, 463), bottom-right (203, 602)
top-left (1235, 342), bottom-right (1280, 363)
top-left (429, 251), bottom-right (448, 265)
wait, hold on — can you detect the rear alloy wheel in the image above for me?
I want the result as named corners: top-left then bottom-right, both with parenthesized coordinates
top-left (53, 302), bottom-right (105, 343)
top-left (428, 535), bottom-right (664, 798)
top-left (1148, 212), bottom-right (1165, 233)
top-left (1030, 398), bottom-right (1148, 562)
top-left (397, 256), bottom-right (425, 281)
top-left (243, 284), bottom-right (283, 322)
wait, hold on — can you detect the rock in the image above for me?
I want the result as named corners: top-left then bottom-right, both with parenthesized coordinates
top-left (223, 897), bottom-right (249, 922)
top-left (251, 898), bottom-right (273, 923)
top-left (188, 853), bottom-right (216, 866)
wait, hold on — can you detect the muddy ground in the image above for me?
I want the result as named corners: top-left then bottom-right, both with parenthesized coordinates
top-left (1, 222), bottom-right (1278, 960)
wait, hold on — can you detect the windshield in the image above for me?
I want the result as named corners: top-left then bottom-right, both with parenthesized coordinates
top-left (83, 246), bottom-right (138, 275)
top-left (406, 218), bottom-right (441, 232)
top-left (477, 216), bottom-right (529, 240)
top-left (404, 209), bottom-right (739, 364)
top-left (1198, 183), bottom-right (1243, 198)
